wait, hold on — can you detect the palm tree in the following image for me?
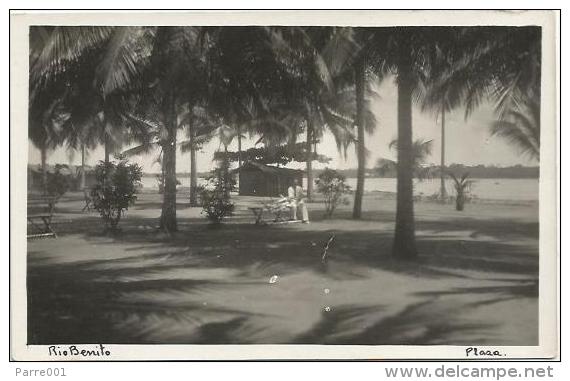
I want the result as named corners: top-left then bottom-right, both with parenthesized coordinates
top-left (61, 115), bottom-right (100, 189)
top-left (30, 26), bottom-right (288, 229)
top-left (30, 26), bottom-right (144, 162)
top-left (352, 57), bottom-right (367, 218)
top-left (375, 138), bottom-right (435, 181)
top-left (349, 27), bottom-right (386, 219)
top-left (178, 104), bottom-right (222, 206)
top-left (194, 27), bottom-right (280, 189)
top-left (30, 26), bottom-right (171, 230)
top-left (394, 47), bottom-right (417, 260)
top-left (416, 27), bottom-right (541, 213)
top-left (448, 172), bottom-right (473, 211)
top-left (29, 28), bottom-right (74, 192)
top-left (100, 26), bottom-right (201, 232)
top-left (348, 29), bottom-right (369, 219)
top-left (121, 26), bottom-right (284, 217)
top-left (376, 28), bottom-right (424, 260)
top-left (416, 28), bottom-right (483, 204)
top-left (362, 27), bottom-right (458, 259)
top-left (427, 26), bottom-right (541, 154)
top-left (28, 89), bottom-right (68, 193)
top-left (378, 25), bottom-right (541, 260)
top-left (422, 101), bottom-right (450, 202)
top-left (268, 27), bottom-right (360, 200)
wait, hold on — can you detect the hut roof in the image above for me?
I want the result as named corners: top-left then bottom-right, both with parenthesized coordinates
top-left (235, 161), bottom-right (304, 176)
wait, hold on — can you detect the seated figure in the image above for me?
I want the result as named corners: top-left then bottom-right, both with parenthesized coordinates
top-left (287, 179), bottom-right (309, 223)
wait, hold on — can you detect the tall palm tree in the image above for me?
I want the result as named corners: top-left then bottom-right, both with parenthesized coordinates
top-left (427, 26), bottom-right (541, 149)
top-left (420, 26), bottom-right (541, 206)
top-left (186, 27), bottom-right (296, 187)
top-left (61, 114), bottom-right (100, 189)
top-left (363, 27), bottom-right (458, 259)
top-left (101, 26), bottom-right (204, 232)
top-left (394, 41), bottom-right (418, 260)
top-left (30, 26), bottom-right (143, 161)
top-left (417, 28), bottom-right (473, 202)
top-left (125, 26), bottom-right (295, 218)
top-left (352, 57), bottom-right (367, 218)
top-left (178, 104), bottom-right (222, 206)
top-left (32, 25), bottom-right (287, 228)
top-left (31, 26), bottom-right (202, 232)
top-left (29, 26), bottom-right (131, 200)
top-left (28, 88), bottom-right (68, 193)
top-left (349, 27), bottom-right (385, 219)
top-left (268, 27), bottom-right (360, 200)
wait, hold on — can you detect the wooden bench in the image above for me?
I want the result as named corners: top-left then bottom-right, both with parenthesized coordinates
top-left (27, 195), bottom-right (58, 239)
top-left (248, 197), bottom-right (301, 225)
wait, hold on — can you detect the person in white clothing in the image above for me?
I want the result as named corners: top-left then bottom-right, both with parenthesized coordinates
top-left (287, 179), bottom-right (309, 223)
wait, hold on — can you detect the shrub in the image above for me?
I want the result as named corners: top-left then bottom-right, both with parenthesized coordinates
top-left (46, 164), bottom-right (71, 199)
top-left (90, 156), bottom-right (143, 230)
top-left (315, 168), bottom-right (352, 217)
top-left (200, 157), bottom-right (236, 224)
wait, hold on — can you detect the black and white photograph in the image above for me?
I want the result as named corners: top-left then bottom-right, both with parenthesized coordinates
top-left (10, 10), bottom-right (559, 360)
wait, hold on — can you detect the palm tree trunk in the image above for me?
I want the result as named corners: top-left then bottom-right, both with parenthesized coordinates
top-left (104, 134), bottom-right (111, 164)
top-left (40, 144), bottom-right (48, 195)
top-left (353, 59), bottom-right (366, 219)
top-left (81, 143), bottom-right (86, 189)
top-left (392, 61), bottom-right (418, 260)
top-left (439, 106), bottom-right (447, 202)
top-left (306, 117), bottom-right (313, 201)
top-left (189, 122), bottom-right (198, 207)
top-left (160, 89), bottom-right (178, 232)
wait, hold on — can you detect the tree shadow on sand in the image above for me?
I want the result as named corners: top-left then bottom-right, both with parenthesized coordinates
top-left (27, 209), bottom-right (538, 345)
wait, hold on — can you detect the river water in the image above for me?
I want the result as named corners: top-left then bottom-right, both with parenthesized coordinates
top-left (141, 176), bottom-right (539, 202)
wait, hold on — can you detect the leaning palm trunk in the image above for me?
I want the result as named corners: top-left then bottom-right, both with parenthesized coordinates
top-left (189, 122), bottom-right (199, 207)
top-left (353, 60), bottom-right (366, 219)
top-left (160, 90), bottom-right (178, 232)
top-left (392, 63), bottom-right (418, 260)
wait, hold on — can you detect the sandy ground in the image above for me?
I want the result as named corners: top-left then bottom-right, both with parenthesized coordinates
top-left (27, 190), bottom-right (538, 345)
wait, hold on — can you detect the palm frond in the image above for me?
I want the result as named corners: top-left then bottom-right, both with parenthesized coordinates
top-left (31, 26), bottom-right (115, 90)
top-left (490, 97), bottom-right (540, 161)
top-left (95, 27), bottom-right (151, 95)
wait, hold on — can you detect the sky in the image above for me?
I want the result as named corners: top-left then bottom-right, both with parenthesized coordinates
top-left (28, 76), bottom-right (538, 173)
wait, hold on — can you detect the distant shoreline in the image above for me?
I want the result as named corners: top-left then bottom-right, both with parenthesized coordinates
top-left (142, 173), bottom-right (540, 180)
top-left (28, 163), bottom-right (540, 180)
top-left (143, 164), bottom-right (540, 180)
top-left (135, 186), bottom-right (538, 206)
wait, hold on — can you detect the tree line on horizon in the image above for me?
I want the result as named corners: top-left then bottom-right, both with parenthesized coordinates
top-left (131, 164), bottom-right (539, 180)
top-left (29, 25), bottom-right (540, 259)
